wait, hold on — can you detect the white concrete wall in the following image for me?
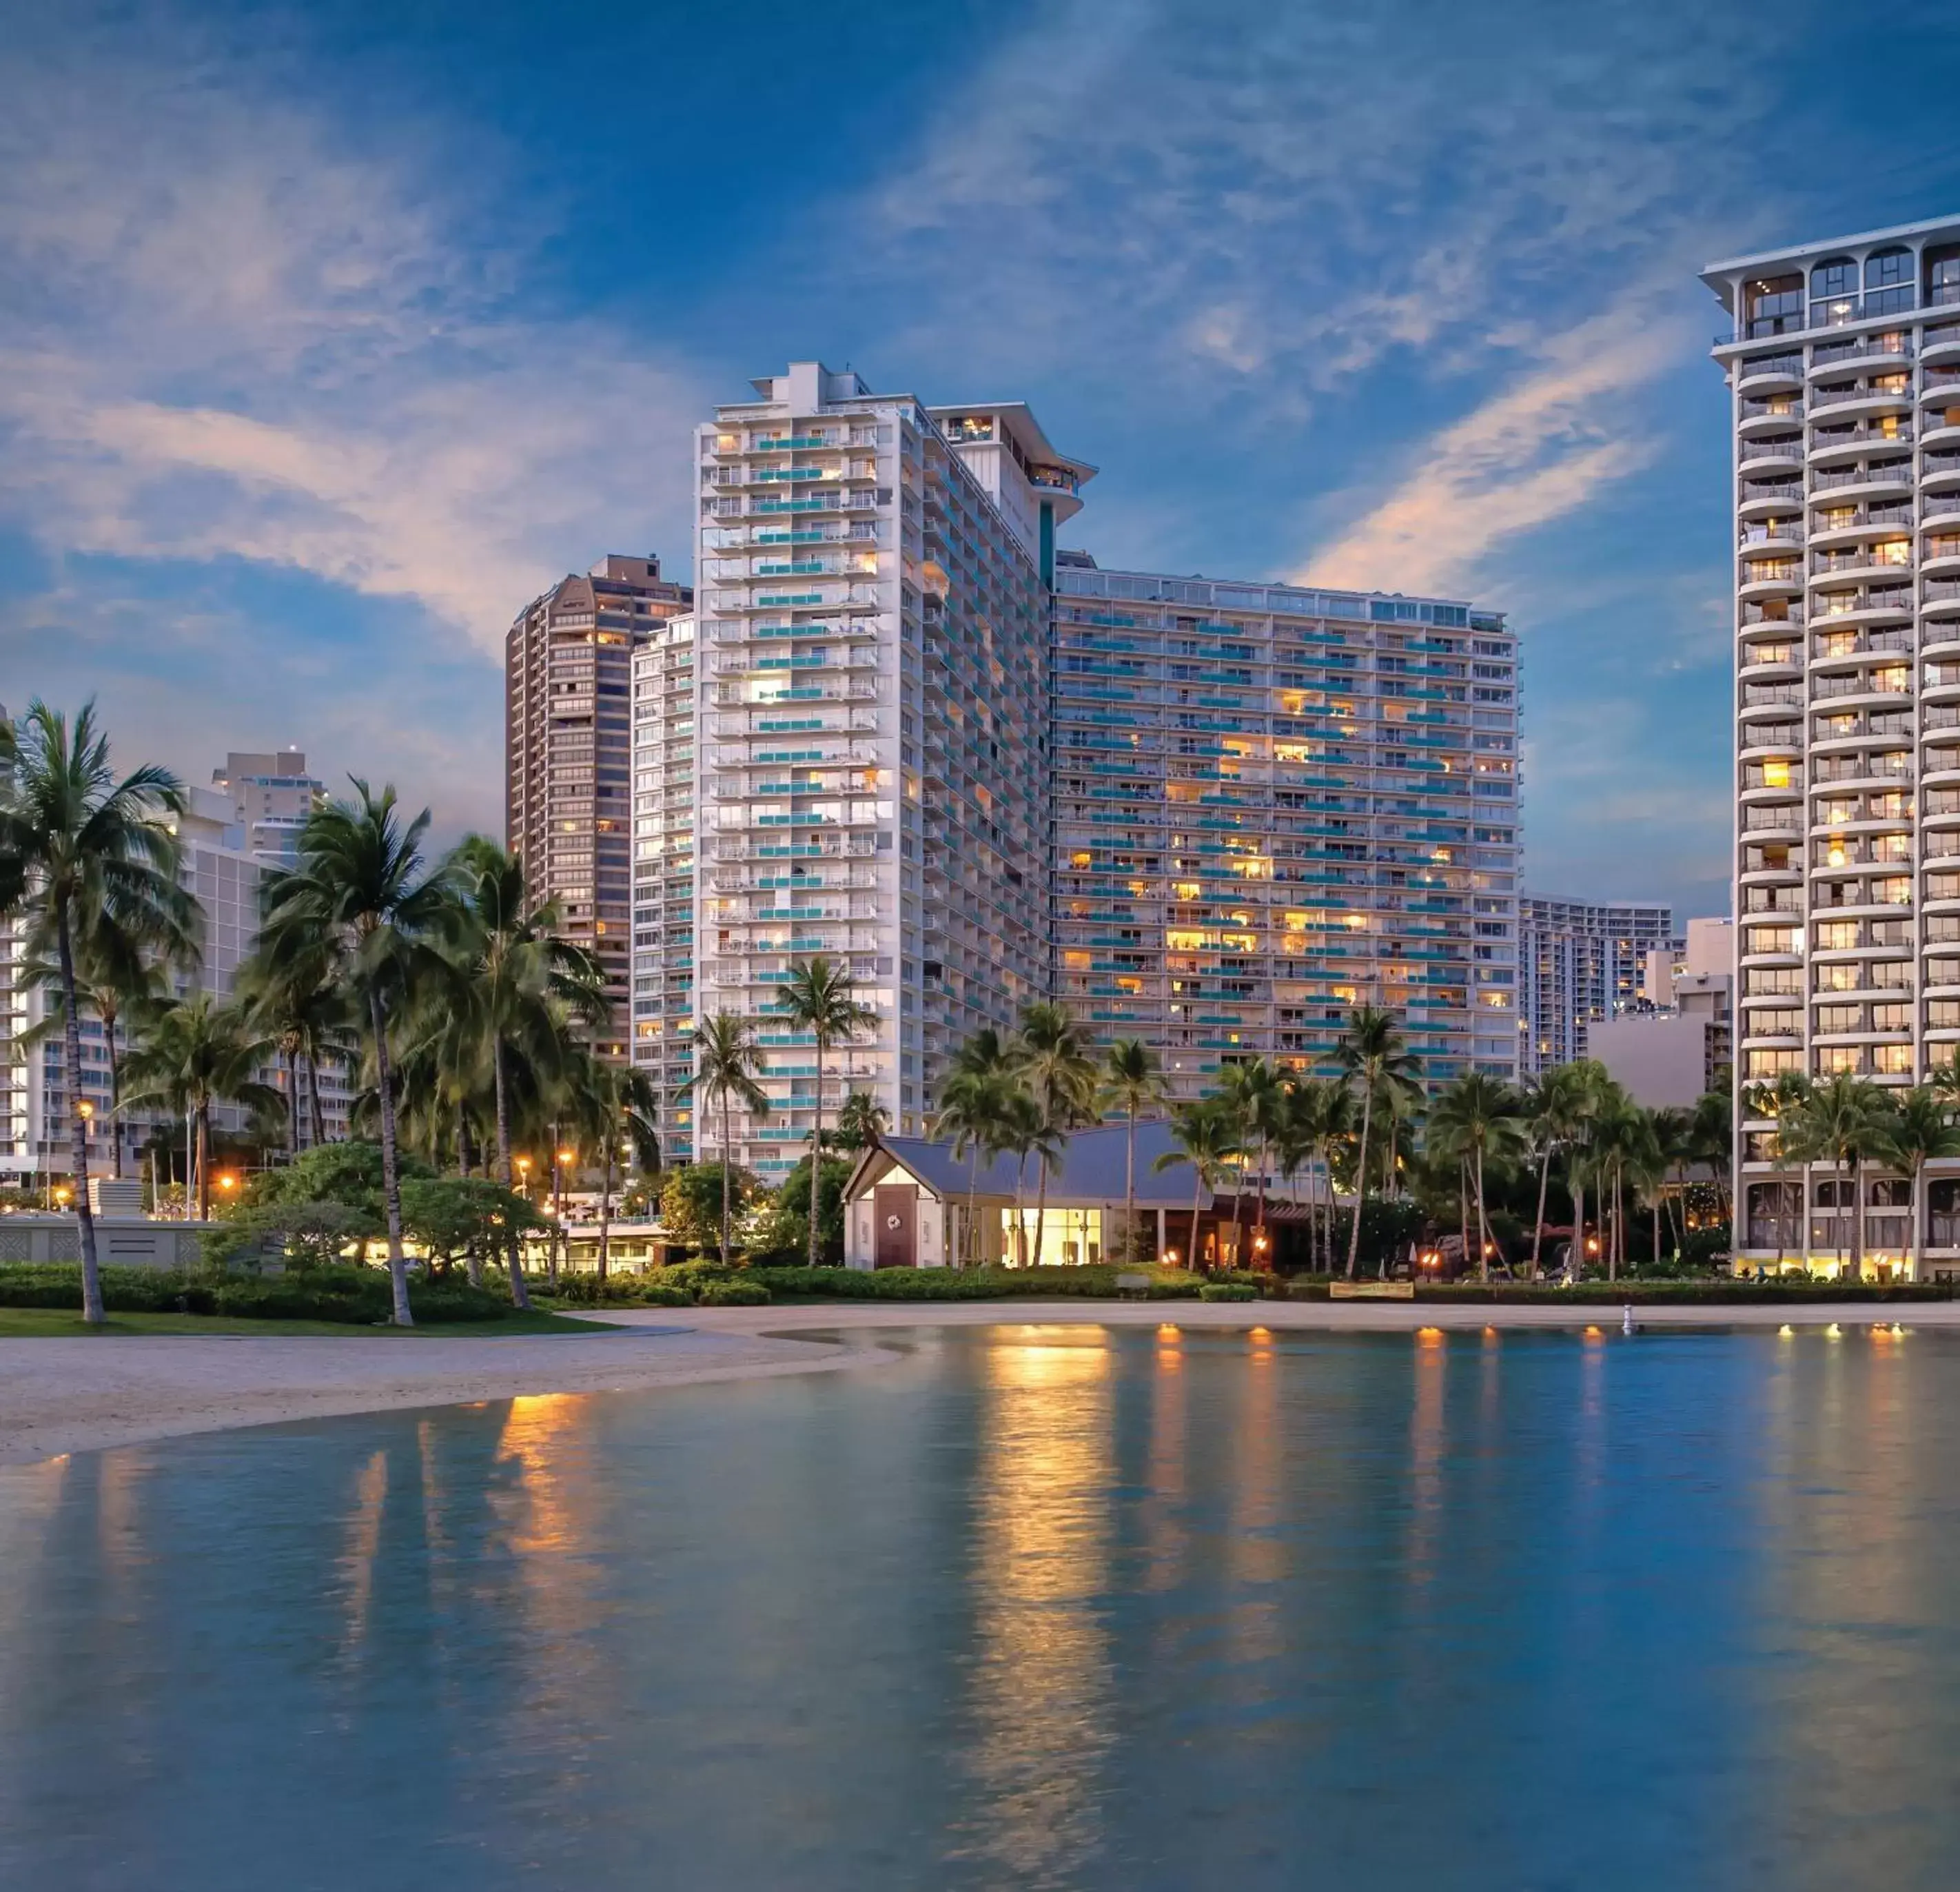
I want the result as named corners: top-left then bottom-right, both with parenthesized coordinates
top-left (1590, 1014), bottom-right (1711, 1109)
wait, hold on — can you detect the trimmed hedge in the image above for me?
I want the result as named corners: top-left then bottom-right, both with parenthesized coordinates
top-left (0, 1263), bottom-right (516, 1324)
top-left (746, 1263), bottom-right (1209, 1301)
top-left (1198, 1282), bottom-right (1259, 1302)
top-left (695, 1277), bottom-right (771, 1307)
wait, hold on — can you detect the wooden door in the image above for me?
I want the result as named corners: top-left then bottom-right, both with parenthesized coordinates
top-left (874, 1186), bottom-right (917, 1270)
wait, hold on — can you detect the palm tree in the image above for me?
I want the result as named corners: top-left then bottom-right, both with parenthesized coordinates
top-left (257, 782), bottom-right (458, 1326)
top-left (1522, 1064), bottom-right (1588, 1276)
top-left (0, 702), bottom-right (190, 1324)
top-left (1883, 1088), bottom-right (1960, 1282)
top-left (1218, 1058), bottom-right (1286, 1267)
top-left (935, 1068), bottom-right (1015, 1268)
top-left (1154, 1097), bottom-right (1238, 1272)
top-left (234, 942), bottom-right (355, 1156)
top-left (1011, 1001), bottom-right (1098, 1268)
top-left (1296, 1076), bottom-right (1356, 1272)
top-left (1336, 1004), bottom-right (1421, 1279)
top-left (1792, 1072), bottom-right (1896, 1281)
top-left (1688, 1084), bottom-right (1735, 1228)
top-left (779, 955), bottom-right (878, 1271)
top-left (686, 1010), bottom-right (770, 1263)
top-left (448, 838), bottom-right (607, 1308)
top-left (1101, 1038), bottom-right (1166, 1265)
top-left (1743, 1069), bottom-right (1813, 1272)
top-left (562, 1050), bottom-right (661, 1286)
top-left (833, 1090), bottom-right (889, 1152)
top-left (994, 1086), bottom-right (1061, 1265)
top-left (1428, 1072), bottom-right (1524, 1281)
top-left (119, 995), bottom-right (284, 1219)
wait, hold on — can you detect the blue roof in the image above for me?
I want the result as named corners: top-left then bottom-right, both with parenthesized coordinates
top-left (849, 1121), bottom-right (1213, 1208)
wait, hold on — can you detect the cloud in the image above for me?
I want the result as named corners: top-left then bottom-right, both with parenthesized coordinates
top-left (0, 7), bottom-right (706, 655)
top-left (1295, 301), bottom-right (1691, 596)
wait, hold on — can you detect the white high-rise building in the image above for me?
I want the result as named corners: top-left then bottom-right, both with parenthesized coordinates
top-left (693, 363), bottom-right (1090, 1179)
top-left (1706, 213), bottom-right (1960, 1274)
top-left (629, 616), bottom-right (698, 1162)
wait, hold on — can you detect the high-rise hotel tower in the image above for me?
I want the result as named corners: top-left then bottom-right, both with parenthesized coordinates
top-left (1706, 214), bottom-right (1960, 1274)
top-left (693, 363), bottom-right (1092, 1179)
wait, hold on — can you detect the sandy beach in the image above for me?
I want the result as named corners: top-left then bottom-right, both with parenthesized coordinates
top-left (3, 1296), bottom-right (1955, 1467)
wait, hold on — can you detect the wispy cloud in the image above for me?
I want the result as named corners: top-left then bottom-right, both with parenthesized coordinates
top-left (1296, 301), bottom-right (1692, 596)
top-left (0, 8), bottom-right (704, 655)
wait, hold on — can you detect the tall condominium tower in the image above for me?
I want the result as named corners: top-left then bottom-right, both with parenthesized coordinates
top-left (1518, 895), bottom-right (1678, 1074)
top-left (506, 555), bottom-right (691, 1061)
top-left (1050, 556), bottom-right (1522, 1095)
top-left (695, 363), bottom-right (1091, 1179)
top-left (1706, 214), bottom-right (1960, 1274)
top-left (629, 616), bottom-right (699, 1162)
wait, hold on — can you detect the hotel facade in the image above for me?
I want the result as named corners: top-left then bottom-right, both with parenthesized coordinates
top-left (1706, 214), bottom-right (1960, 1273)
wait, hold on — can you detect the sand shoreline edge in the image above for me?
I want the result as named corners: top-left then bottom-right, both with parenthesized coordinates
top-left (3, 1297), bottom-right (1954, 1467)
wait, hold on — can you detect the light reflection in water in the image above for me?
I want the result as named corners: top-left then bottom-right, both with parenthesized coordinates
top-left (950, 1332), bottom-right (1116, 1885)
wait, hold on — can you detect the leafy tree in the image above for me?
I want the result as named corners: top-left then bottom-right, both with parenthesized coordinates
top-left (0, 700), bottom-right (190, 1323)
top-left (257, 782), bottom-right (459, 1326)
top-left (120, 994), bottom-right (285, 1219)
top-left (660, 1161), bottom-right (760, 1258)
top-left (1100, 1038), bottom-right (1166, 1264)
top-left (762, 1153), bottom-right (852, 1265)
top-left (400, 1176), bottom-right (544, 1285)
top-left (1336, 1005), bottom-right (1421, 1279)
top-left (779, 955), bottom-right (877, 1270)
top-left (558, 1048), bottom-right (661, 1283)
top-left (1218, 1058), bottom-right (1285, 1266)
top-left (993, 1085), bottom-right (1061, 1265)
top-left (1790, 1072), bottom-right (1895, 1280)
top-left (249, 1138), bottom-right (432, 1214)
top-left (201, 1200), bottom-right (382, 1275)
top-left (684, 1012), bottom-right (770, 1264)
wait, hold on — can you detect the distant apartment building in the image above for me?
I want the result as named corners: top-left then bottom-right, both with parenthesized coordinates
top-left (506, 555), bottom-right (692, 1062)
top-left (208, 749), bottom-right (325, 864)
top-left (693, 363), bottom-right (1088, 1178)
top-left (2, 784), bottom-right (350, 1181)
top-left (1593, 917), bottom-right (1735, 1107)
top-left (629, 617), bottom-right (699, 1163)
top-left (1520, 896), bottom-right (1678, 1074)
top-left (1706, 213), bottom-right (1960, 1272)
top-left (1050, 555), bottom-right (1522, 1095)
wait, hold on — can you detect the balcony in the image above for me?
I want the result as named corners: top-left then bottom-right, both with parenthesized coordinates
top-left (1739, 438), bottom-right (1804, 474)
top-left (1736, 353), bottom-right (1804, 391)
top-left (1808, 587), bottom-right (1915, 624)
top-left (1808, 422), bottom-right (1915, 465)
top-left (1810, 334), bottom-right (1914, 373)
top-left (1810, 381), bottom-right (1914, 418)
top-left (1813, 462), bottom-right (1915, 498)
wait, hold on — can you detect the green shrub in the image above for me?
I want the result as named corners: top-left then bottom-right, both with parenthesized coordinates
top-left (1198, 1281), bottom-right (1258, 1302)
top-left (1416, 1280), bottom-right (1954, 1305)
top-left (633, 1281), bottom-right (693, 1308)
top-left (744, 1263), bottom-right (1207, 1301)
top-left (0, 1265), bottom-right (216, 1314)
top-left (0, 1261), bottom-right (520, 1323)
top-left (694, 1277), bottom-right (771, 1307)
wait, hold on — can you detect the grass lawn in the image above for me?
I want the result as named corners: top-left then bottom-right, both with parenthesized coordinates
top-left (0, 1308), bottom-right (618, 1339)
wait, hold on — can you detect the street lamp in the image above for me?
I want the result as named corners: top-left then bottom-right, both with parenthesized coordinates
top-left (515, 1154), bottom-right (533, 1201)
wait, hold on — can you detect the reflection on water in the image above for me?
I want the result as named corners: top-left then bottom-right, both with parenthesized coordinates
top-left (4, 1327), bottom-right (1960, 1889)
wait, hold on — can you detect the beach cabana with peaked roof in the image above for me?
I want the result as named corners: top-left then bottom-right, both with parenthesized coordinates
top-left (840, 1122), bottom-right (1215, 1270)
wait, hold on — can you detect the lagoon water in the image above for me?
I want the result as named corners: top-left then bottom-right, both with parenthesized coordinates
top-left (3, 1323), bottom-right (1959, 1889)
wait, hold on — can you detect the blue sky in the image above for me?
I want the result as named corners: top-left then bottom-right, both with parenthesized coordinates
top-left (7, 2), bottom-right (1960, 920)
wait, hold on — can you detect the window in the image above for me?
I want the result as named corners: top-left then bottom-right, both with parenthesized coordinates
top-left (1811, 256), bottom-right (1860, 328)
top-left (1865, 245), bottom-right (1915, 316)
top-left (1930, 245), bottom-right (1960, 308)
top-left (1746, 272), bottom-right (1803, 337)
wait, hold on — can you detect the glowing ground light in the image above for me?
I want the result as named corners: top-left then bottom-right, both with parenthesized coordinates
top-left (1779, 1325), bottom-right (1795, 1339)
top-left (1827, 1323), bottom-right (1843, 1341)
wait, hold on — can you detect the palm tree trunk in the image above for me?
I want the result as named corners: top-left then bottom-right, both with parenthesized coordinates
top-left (1476, 1143), bottom-right (1491, 1283)
top-left (966, 1148), bottom-right (981, 1270)
top-left (721, 1088), bottom-right (733, 1263)
top-left (1653, 1199), bottom-right (1662, 1274)
top-left (368, 988), bottom-right (413, 1328)
top-left (1573, 1178), bottom-right (1585, 1279)
top-left (492, 1037), bottom-right (531, 1310)
top-left (307, 1056), bottom-right (328, 1150)
top-left (1125, 1105), bottom-right (1137, 1268)
top-left (1034, 1154), bottom-right (1050, 1270)
top-left (1458, 1159), bottom-right (1470, 1283)
top-left (105, 1010), bottom-right (125, 1181)
top-left (599, 1144), bottom-right (613, 1287)
top-left (1346, 1087), bottom-right (1373, 1280)
top-left (1851, 1154), bottom-right (1864, 1284)
top-left (285, 1046), bottom-right (301, 1159)
top-left (1190, 1170), bottom-right (1204, 1274)
top-left (195, 1104), bottom-right (211, 1222)
top-left (1531, 1143), bottom-right (1552, 1277)
top-left (1254, 1135), bottom-right (1267, 1261)
top-left (1228, 1167), bottom-right (1243, 1274)
top-left (55, 908), bottom-right (103, 1324)
top-left (1911, 1161), bottom-right (1923, 1284)
top-left (808, 1030), bottom-right (826, 1270)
